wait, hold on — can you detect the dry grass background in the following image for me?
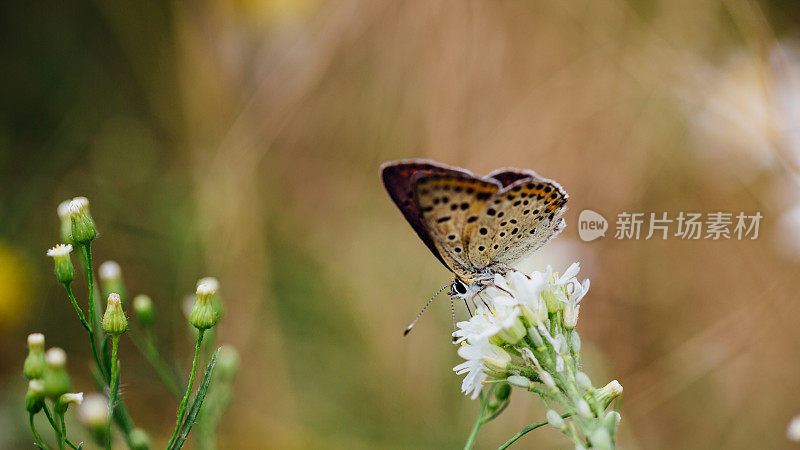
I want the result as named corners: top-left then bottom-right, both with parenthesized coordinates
top-left (2, 0), bottom-right (800, 448)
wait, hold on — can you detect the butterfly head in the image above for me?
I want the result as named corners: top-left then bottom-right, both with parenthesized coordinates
top-left (450, 274), bottom-right (492, 301)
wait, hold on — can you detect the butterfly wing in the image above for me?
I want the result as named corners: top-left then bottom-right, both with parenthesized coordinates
top-left (486, 167), bottom-right (539, 187)
top-left (468, 175), bottom-right (568, 268)
top-left (412, 172), bottom-right (501, 281)
top-left (381, 159), bottom-right (479, 270)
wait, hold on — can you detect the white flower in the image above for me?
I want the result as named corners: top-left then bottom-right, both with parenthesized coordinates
top-left (453, 340), bottom-right (511, 400)
top-left (788, 415), bottom-right (800, 442)
top-left (197, 276), bottom-right (220, 292)
top-left (46, 244), bottom-right (73, 258)
top-left (453, 311), bottom-right (499, 344)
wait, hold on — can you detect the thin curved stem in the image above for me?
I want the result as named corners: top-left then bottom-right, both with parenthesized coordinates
top-left (498, 413), bottom-right (572, 450)
top-left (29, 413), bottom-right (48, 449)
top-left (167, 329), bottom-right (205, 448)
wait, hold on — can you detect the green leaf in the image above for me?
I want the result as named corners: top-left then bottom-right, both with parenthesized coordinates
top-left (170, 347), bottom-right (220, 450)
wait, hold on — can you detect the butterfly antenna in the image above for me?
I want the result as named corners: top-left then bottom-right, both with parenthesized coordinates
top-left (404, 283), bottom-right (449, 336)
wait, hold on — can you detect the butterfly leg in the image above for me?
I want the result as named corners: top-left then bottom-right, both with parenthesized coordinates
top-left (463, 297), bottom-right (473, 317)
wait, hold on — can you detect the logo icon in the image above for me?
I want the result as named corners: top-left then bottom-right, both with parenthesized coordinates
top-left (578, 210), bottom-right (608, 241)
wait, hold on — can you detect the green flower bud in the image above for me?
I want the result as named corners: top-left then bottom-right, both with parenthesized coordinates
top-left (23, 333), bottom-right (46, 379)
top-left (577, 399), bottom-right (593, 419)
top-left (576, 371), bottom-right (593, 392)
top-left (496, 317), bottom-right (526, 345)
top-left (58, 201), bottom-right (74, 245)
top-left (25, 380), bottom-right (46, 414)
top-left (189, 283), bottom-right (219, 330)
top-left (68, 197), bottom-right (97, 245)
top-left (596, 380), bottom-right (623, 409)
top-left (217, 345), bottom-right (240, 382)
top-left (494, 382), bottom-right (511, 401)
top-left (527, 326), bottom-right (544, 348)
top-left (129, 428), bottom-right (151, 450)
top-left (546, 409), bottom-right (564, 430)
top-left (102, 293), bottom-right (128, 335)
top-left (55, 392), bottom-right (83, 414)
top-left (46, 244), bottom-right (75, 285)
top-left (43, 348), bottom-right (71, 399)
top-left (197, 277), bottom-right (224, 321)
top-left (507, 375), bottom-right (531, 389)
top-left (539, 371), bottom-right (557, 392)
top-left (99, 261), bottom-right (126, 304)
top-left (571, 330), bottom-right (581, 354)
top-left (589, 428), bottom-right (612, 450)
top-left (541, 288), bottom-right (560, 313)
top-left (563, 304), bottom-right (580, 329)
top-left (133, 294), bottom-right (155, 326)
top-left (603, 410), bottom-right (621, 432)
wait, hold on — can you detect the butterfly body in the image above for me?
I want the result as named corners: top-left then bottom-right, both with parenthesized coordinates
top-left (382, 159), bottom-right (569, 299)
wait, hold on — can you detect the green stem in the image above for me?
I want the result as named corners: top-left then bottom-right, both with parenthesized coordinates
top-left (463, 385), bottom-right (496, 450)
top-left (167, 329), bottom-right (205, 448)
top-left (43, 404), bottom-right (79, 450)
top-left (498, 413), bottom-right (572, 449)
top-left (57, 412), bottom-right (66, 450)
top-left (65, 284), bottom-right (105, 379)
top-left (29, 413), bottom-right (48, 449)
top-left (106, 336), bottom-right (120, 450)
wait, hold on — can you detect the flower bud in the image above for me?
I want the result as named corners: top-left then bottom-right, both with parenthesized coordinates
top-left (189, 283), bottom-right (219, 330)
top-left (102, 293), bottom-right (128, 335)
top-left (539, 371), bottom-right (557, 392)
top-left (133, 294), bottom-right (155, 326)
top-left (25, 380), bottom-right (46, 414)
top-left (68, 197), bottom-right (97, 245)
top-left (576, 371), bottom-right (593, 392)
top-left (507, 375), bottom-right (531, 389)
top-left (494, 382), bottom-right (511, 401)
top-left (546, 409), bottom-right (564, 430)
top-left (527, 327), bottom-right (544, 348)
top-left (197, 277), bottom-right (224, 321)
top-left (46, 244), bottom-right (75, 285)
top-left (542, 288), bottom-right (561, 314)
top-left (217, 345), bottom-right (240, 382)
top-left (55, 392), bottom-right (83, 414)
top-left (78, 393), bottom-right (109, 433)
top-left (563, 304), bottom-right (580, 329)
top-left (43, 348), bottom-right (71, 399)
top-left (596, 380), bottom-right (623, 409)
top-left (129, 428), bottom-right (151, 450)
top-left (497, 318), bottom-right (526, 345)
top-left (58, 200), bottom-right (74, 245)
top-left (571, 330), bottom-right (581, 354)
top-left (99, 261), bottom-right (126, 303)
top-left (24, 333), bottom-right (46, 379)
top-left (577, 399), bottom-right (593, 419)
top-left (482, 345), bottom-right (511, 374)
top-left (589, 428), bottom-right (612, 450)
top-left (603, 410), bottom-right (621, 432)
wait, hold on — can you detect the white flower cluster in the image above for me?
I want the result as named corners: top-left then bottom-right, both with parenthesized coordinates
top-left (453, 262), bottom-right (589, 399)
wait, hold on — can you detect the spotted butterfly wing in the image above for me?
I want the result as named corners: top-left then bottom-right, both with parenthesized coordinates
top-left (411, 172), bottom-right (501, 281)
top-left (381, 159), bottom-right (478, 270)
top-left (468, 170), bottom-right (568, 268)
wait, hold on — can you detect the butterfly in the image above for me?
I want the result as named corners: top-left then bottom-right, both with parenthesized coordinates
top-left (381, 159), bottom-right (569, 334)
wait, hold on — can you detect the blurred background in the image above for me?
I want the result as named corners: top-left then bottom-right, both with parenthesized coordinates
top-left (2, 0), bottom-right (800, 448)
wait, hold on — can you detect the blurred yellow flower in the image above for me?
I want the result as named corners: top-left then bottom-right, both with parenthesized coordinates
top-left (0, 242), bottom-right (33, 331)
